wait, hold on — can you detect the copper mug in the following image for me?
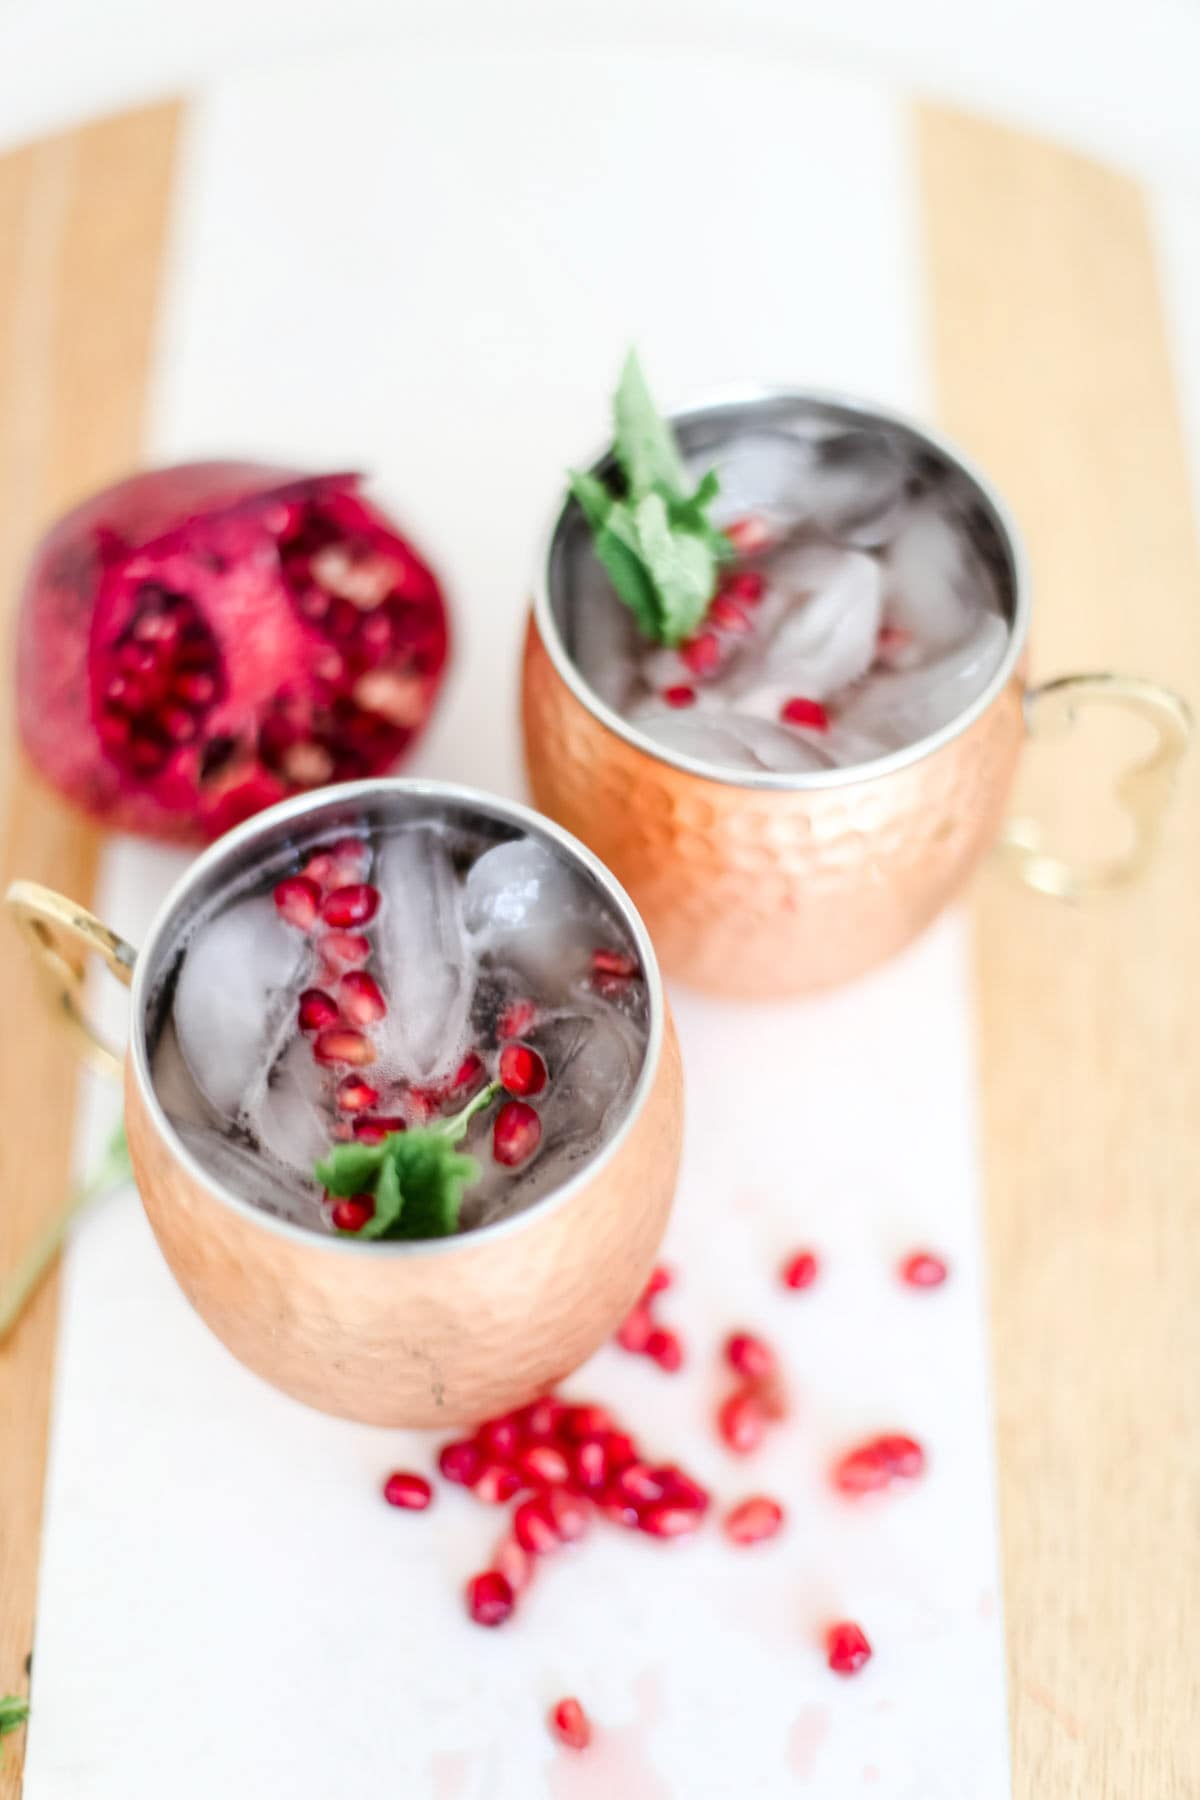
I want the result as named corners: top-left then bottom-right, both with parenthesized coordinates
top-left (522, 389), bottom-right (1192, 998)
top-left (6, 781), bottom-right (683, 1425)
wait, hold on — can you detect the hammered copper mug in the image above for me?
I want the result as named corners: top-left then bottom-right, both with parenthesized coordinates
top-left (6, 781), bottom-right (683, 1426)
top-left (522, 389), bottom-right (1192, 998)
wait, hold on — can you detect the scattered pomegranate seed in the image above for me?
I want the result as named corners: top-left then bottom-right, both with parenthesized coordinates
top-left (723, 1495), bottom-right (785, 1546)
top-left (336, 1074), bottom-right (379, 1113)
top-left (322, 930), bottom-right (371, 967)
top-left (833, 1434), bottom-right (926, 1495)
top-left (640, 1504), bottom-right (704, 1539)
top-left (450, 1051), bottom-right (485, 1094)
top-left (383, 1470), bottom-right (433, 1510)
top-left (352, 1115), bottom-right (407, 1144)
top-left (601, 1430), bottom-right (637, 1473)
top-left (616, 1303), bottom-right (653, 1353)
top-left (827, 1621), bottom-right (873, 1676)
top-left (645, 1265), bottom-right (672, 1296)
top-left (781, 1249), bottom-right (820, 1290)
top-left (514, 1495), bottom-right (560, 1555)
top-left (493, 1100), bottom-right (542, 1167)
top-left (499, 1042), bottom-right (548, 1098)
top-left (899, 1250), bottom-right (949, 1288)
top-left (329, 835), bottom-right (371, 884)
top-left (543, 1487), bottom-right (591, 1543)
top-left (479, 1416), bottom-right (520, 1459)
top-left (710, 593), bottom-right (751, 634)
top-left (303, 851), bottom-right (337, 889)
top-left (297, 987), bottom-right (340, 1033)
top-left (780, 696), bottom-right (830, 731)
top-left (472, 1463), bottom-right (523, 1506)
top-left (724, 1332), bottom-right (776, 1381)
top-left (568, 1439), bottom-right (608, 1494)
top-left (724, 567), bottom-right (767, 603)
top-left (338, 970), bottom-right (387, 1024)
top-left (465, 1570), bottom-right (515, 1628)
top-left (717, 1390), bottom-right (768, 1456)
top-left (724, 517), bottom-right (771, 555)
top-left (681, 631), bottom-right (721, 676)
top-left (330, 1194), bottom-right (375, 1233)
top-left (562, 1404), bottom-right (613, 1441)
top-left (498, 998), bottom-right (537, 1040)
top-left (314, 1027), bottom-right (376, 1067)
top-left (321, 882), bottom-right (380, 927)
top-left (273, 874), bottom-right (321, 930)
top-left (592, 947), bottom-right (638, 980)
top-left (658, 1466), bottom-right (710, 1513)
top-left (645, 1327), bottom-right (684, 1372)
top-left (609, 1461), bottom-right (665, 1507)
top-left (438, 1439), bottom-right (483, 1486)
top-left (517, 1444), bottom-right (570, 1487)
top-left (515, 1396), bottom-right (562, 1441)
top-left (662, 684), bottom-right (696, 709)
top-left (493, 1535), bottom-right (534, 1596)
top-left (549, 1698), bottom-right (591, 1751)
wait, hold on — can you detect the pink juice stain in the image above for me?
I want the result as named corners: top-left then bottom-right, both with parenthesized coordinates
top-left (787, 1706), bottom-right (830, 1781)
top-left (547, 1671), bottom-right (670, 1800)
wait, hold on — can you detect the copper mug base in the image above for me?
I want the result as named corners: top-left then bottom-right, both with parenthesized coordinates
top-left (523, 389), bottom-right (1192, 999)
top-left (6, 782), bottom-right (684, 1426)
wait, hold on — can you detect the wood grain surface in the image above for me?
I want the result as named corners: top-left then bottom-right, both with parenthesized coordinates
top-left (920, 106), bottom-right (1200, 1799)
top-left (0, 102), bottom-right (180, 1799)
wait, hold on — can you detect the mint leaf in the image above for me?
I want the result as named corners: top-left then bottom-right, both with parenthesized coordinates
top-left (388, 1134), bottom-right (481, 1239)
top-left (0, 1696), bottom-right (29, 1764)
top-left (315, 1141), bottom-right (386, 1196)
top-left (358, 1152), bottom-right (403, 1239)
top-left (567, 469), bottom-right (616, 534)
top-left (614, 350), bottom-right (688, 500)
top-left (632, 493), bottom-right (719, 647)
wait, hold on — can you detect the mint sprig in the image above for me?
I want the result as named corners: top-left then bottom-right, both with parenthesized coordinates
top-left (315, 1081), bottom-right (499, 1241)
top-left (568, 350), bottom-right (732, 648)
top-left (0, 1695), bottom-right (29, 1765)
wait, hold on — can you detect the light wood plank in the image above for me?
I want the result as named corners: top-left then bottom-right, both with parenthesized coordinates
top-left (0, 102), bottom-right (180, 1798)
top-left (919, 106), bottom-right (1200, 1800)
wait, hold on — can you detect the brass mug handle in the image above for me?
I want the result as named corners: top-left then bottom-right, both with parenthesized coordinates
top-left (5, 881), bottom-right (137, 1078)
top-left (1001, 674), bottom-right (1192, 902)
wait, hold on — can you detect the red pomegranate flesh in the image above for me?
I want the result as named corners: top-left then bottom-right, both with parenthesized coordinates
top-left (18, 461), bottom-right (450, 842)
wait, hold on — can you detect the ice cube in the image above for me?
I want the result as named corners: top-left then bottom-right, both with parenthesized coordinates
top-left (633, 706), bottom-right (833, 775)
top-left (798, 429), bottom-right (910, 547)
top-left (174, 1119), bottom-right (327, 1230)
top-left (728, 544), bottom-right (882, 706)
top-left (464, 837), bottom-right (597, 994)
top-left (833, 610), bottom-right (1008, 753)
top-left (250, 1034), bottom-right (332, 1176)
top-left (174, 894), bottom-right (308, 1120)
top-left (566, 545), bottom-right (642, 712)
top-left (882, 498), bottom-right (1001, 653)
top-left (374, 824), bottom-right (474, 1084)
top-left (700, 430), bottom-right (819, 537)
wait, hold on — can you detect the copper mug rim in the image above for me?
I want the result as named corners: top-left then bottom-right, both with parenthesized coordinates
top-left (531, 381), bottom-right (1033, 791)
top-left (22, 778), bottom-right (670, 1262)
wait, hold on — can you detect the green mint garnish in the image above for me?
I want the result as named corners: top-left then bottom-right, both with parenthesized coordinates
top-left (315, 1080), bottom-right (500, 1241)
top-left (568, 350), bottom-right (732, 649)
top-left (0, 1695), bottom-right (29, 1764)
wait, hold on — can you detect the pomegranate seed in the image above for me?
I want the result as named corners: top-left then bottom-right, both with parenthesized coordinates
top-left (782, 1249), bottom-right (820, 1290)
top-left (321, 882), bottom-right (380, 927)
top-left (493, 1100), bottom-right (541, 1168)
top-left (473, 1463), bottom-right (523, 1506)
top-left (640, 1504), bottom-right (704, 1539)
top-left (710, 593), bottom-right (751, 634)
top-left (900, 1250), bottom-right (949, 1288)
top-left (717, 1390), bottom-right (767, 1455)
top-left (751, 1374), bottom-right (790, 1422)
top-left (338, 970), bottom-right (387, 1024)
top-left (725, 1332), bottom-right (776, 1381)
top-left (724, 517), bottom-right (771, 555)
top-left (516, 1444), bottom-right (570, 1487)
top-left (827, 1621), bottom-right (872, 1676)
top-left (493, 1535), bottom-right (534, 1595)
top-left (438, 1439), bottom-right (482, 1486)
top-left (681, 631), bottom-right (721, 676)
top-left (549, 1698), bottom-right (591, 1751)
top-left (329, 835), bottom-right (371, 883)
top-left (479, 1416), bottom-right (520, 1459)
top-left (330, 1195), bottom-right (374, 1233)
top-left (724, 567), bottom-right (767, 602)
top-left (833, 1434), bottom-right (926, 1495)
top-left (383, 1470), bottom-right (433, 1510)
top-left (515, 1397), bottom-right (562, 1441)
top-left (610, 1462), bottom-right (665, 1507)
top-left (616, 1303), bottom-right (653, 1353)
top-left (600, 1431), bottom-right (637, 1473)
top-left (273, 875), bottom-right (321, 930)
top-left (657, 1466), bottom-right (710, 1513)
top-left (723, 1496), bottom-right (784, 1546)
top-left (465, 1570), bottom-right (514, 1628)
top-left (568, 1440), bottom-right (608, 1494)
top-left (645, 1327), bottom-right (684, 1373)
top-left (322, 930), bottom-right (371, 966)
top-left (314, 1027), bottom-right (376, 1067)
top-left (450, 1051), bottom-right (485, 1094)
top-left (592, 947), bottom-right (637, 979)
top-left (644, 1264), bottom-right (672, 1296)
top-left (662, 684), bottom-right (696, 709)
top-left (352, 1115), bottom-right (406, 1144)
top-left (302, 851), bottom-right (337, 888)
top-left (875, 1434), bottom-right (926, 1479)
top-left (498, 998), bottom-right (537, 1040)
top-left (336, 1074), bottom-right (380, 1113)
top-left (514, 1495), bottom-right (560, 1555)
top-left (543, 1487), bottom-right (590, 1543)
top-left (602, 1498), bottom-right (641, 1530)
top-left (780, 696), bottom-right (830, 731)
top-left (297, 987), bottom-right (340, 1033)
top-left (498, 1042), bottom-right (548, 1098)
top-left (561, 1404), bottom-right (613, 1441)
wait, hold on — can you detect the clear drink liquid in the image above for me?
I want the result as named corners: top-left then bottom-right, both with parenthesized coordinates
top-left (562, 410), bottom-right (1013, 774)
top-left (149, 813), bottom-right (649, 1236)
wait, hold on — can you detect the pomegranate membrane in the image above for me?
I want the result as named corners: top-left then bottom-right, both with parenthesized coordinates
top-left (556, 396), bottom-right (1014, 775)
top-left (148, 805), bottom-right (649, 1237)
top-left (18, 462), bottom-right (449, 842)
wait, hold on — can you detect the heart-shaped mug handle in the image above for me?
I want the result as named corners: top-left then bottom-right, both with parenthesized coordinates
top-left (1001, 674), bottom-right (1192, 901)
